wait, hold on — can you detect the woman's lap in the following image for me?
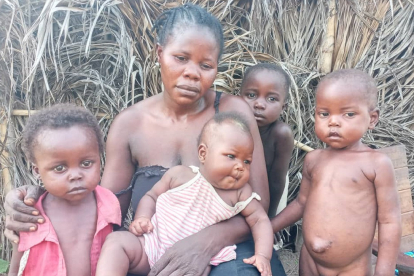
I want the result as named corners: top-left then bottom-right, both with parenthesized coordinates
top-left (127, 239), bottom-right (286, 276)
top-left (210, 239), bottom-right (286, 276)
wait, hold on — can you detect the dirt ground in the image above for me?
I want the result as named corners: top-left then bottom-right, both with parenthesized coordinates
top-left (278, 247), bottom-right (300, 276)
top-left (277, 227), bottom-right (303, 276)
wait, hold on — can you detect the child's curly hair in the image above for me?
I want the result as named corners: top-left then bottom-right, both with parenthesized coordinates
top-left (22, 104), bottom-right (104, 163)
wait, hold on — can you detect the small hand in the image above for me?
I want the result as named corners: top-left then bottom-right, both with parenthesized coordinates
top-left (4, 185), bottom-right (45, 243)
top-left (243, 254), bottom-right (272, 276)
top-left (129, 217), bottom-right (154, 236)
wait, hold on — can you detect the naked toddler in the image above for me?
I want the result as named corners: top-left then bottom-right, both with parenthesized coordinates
top-left (271, 69), bottom-right (401, 276)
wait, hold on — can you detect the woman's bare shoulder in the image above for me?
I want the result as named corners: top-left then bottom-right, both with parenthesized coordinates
top-left (111, 95), bottom-right (161, 128)
top-left (270, 121), bottom-right (293, 142)
top-left (218, 93), bottom-right (253, 117)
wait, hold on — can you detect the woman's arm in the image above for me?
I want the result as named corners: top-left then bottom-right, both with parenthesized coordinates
top-left (268, 123), bottom-right (294, 217)
top-left (224, 96), bottom-right (270, 210)
top-left (100, 110), bottom-right (137, 219)
top-left (149, 95), bottom-right (269, 276)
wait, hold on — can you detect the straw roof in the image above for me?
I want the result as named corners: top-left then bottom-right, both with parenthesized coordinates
top-left (1, 0), bottom-right (414, 263)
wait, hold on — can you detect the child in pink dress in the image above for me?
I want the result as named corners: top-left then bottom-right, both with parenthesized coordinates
top-left (8, 104), bottom-right (121, 276)
top-left (96, 112), bottom-right (274, 276)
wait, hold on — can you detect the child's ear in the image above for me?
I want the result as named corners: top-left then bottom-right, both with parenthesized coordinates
top-left (32, 164), bottom-right (41, 180)
top-left (198, 143), bottom-right (207, 164)
top-left (368, 108), bottom-right (380, 129)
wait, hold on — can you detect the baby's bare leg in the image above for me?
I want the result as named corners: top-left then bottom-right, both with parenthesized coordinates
top-left (96, 231), bottom-right (150, 276)
top-left (299, 245), bottom-right (318, 276)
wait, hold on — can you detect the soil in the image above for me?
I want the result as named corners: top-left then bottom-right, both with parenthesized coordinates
top-left (277, 227), bottom-right (303, 276)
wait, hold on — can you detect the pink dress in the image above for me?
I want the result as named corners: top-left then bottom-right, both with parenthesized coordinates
top-left (144, 166), bottom-right (261, 267)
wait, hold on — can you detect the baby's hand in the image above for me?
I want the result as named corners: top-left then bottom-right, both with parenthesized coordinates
top-left (243, 254), bottom-right (271, 276)
top-left (128, 217), bottom-right (153, 236)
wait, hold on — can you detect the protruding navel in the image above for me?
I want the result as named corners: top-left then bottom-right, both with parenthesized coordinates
top-left (310, 238), bottom-right (332, 254)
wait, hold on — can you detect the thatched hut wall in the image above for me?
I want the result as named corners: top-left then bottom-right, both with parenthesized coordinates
top-left (1, 0), bottom-right (413, 264)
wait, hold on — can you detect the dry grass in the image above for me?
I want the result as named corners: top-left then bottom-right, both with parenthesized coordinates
top-left (1, 0), bottom-right (413, 264)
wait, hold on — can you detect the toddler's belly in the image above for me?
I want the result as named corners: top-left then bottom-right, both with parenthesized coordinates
top-left (302, 194), bottom-right (376, 269)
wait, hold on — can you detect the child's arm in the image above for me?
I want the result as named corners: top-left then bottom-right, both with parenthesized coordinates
top-left (373, 154), bottom-right (402, 276)
top-left (238, 184), bottom-right (273, 276)
top-left (268, 124), bottom-right (294, 217)
top-left (271, 151), bottom-right (313, 233)
top-left (8, 243), bottom-right (23, 276)
top-left (129, 166), bottom-right (182, 235)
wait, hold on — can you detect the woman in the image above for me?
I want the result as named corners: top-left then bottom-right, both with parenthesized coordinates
top-left (5, 4), bottom-right (286, 276)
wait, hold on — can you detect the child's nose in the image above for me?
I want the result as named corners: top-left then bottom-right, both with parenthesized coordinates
top-left (254, 100), bottom-right (265, 110)
top-left (328, 116), bottom-right (340, 126)
top-left (68, 169), bottom-right (82, 181)
top-left (235, 161), bottom-right (245, 171)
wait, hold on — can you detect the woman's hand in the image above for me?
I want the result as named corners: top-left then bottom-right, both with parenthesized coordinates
top-left (4, 185), bottom-right (45, 243)
top-left (149, 233), bottom-right (214, 276)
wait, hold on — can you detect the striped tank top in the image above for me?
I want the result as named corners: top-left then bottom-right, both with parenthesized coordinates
top-left (143, 166), bottom-right (261, 267)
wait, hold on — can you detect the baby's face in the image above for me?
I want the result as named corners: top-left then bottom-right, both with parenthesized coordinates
top-left (199, 123), bottom-right (253, 190)
top-left (32, 126), bottom-right (101, 202)
top-left (315, 80), bottom-right (378, 149)
top-left (241, 70), bottom-right (286, 127)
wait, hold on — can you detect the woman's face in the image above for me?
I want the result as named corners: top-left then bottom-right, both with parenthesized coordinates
top-left (157, 26), bottom-right (219, 106)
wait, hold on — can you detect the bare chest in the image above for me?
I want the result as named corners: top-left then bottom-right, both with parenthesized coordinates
top-left (129, 118), bottom-right (207, 168)
top-left (308, 157), bottom-right (377, 207)
top-left (47, 207), bottom-right (97, 276)
top-left (262, 140), bottom-right (275, 172)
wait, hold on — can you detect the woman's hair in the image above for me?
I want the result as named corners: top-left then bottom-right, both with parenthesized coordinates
top-left (153, 3), bottom-right (224, 61)
top-left (22, 104), bottom-right (104, 163)
top-left (241, 63), bottom-right (291, 102)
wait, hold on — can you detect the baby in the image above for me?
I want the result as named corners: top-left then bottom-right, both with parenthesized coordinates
top-left (8, 104), bottom-right (121, 276)
top-left (96, 112), bottom-right (273, 276)
top-left (240, 63), bottom-right (294, 217)
top-left (271, 69), bottom-right (401, 275)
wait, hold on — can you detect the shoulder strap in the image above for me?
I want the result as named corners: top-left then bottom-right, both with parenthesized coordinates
top-left (189, 165), bottom-right (199, 173)
top-left (233, 192), bottom-right (261, 214)
top-left (214, 91), bottom-right (222, 114)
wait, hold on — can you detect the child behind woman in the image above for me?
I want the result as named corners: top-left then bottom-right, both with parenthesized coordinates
top-left (96, 112), bottom-right (273, 276)
top-left (9, 104), bottom-right (121, 276)
top-left (240, 63), bottom-right (294, 218)
top-left (272, 69), bottom-right (401, 275)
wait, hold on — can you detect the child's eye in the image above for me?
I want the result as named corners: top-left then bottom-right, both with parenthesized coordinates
top-left (246, 93), bottom-right (256, 99)
top-left (81, 160), bottom-right (93, 167)
top-left (244, 160), bottom-right (251, 165)
top-left (54, 165), bottom-right (66, 172)
top-left (227, 154), bottom-right (235, 159)
top-left (345, 112), bottom-right (355, 117)
top-left (267, 97), bottom-right (278, 102)
top-left (319, 112), bottom-right (329, 117)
